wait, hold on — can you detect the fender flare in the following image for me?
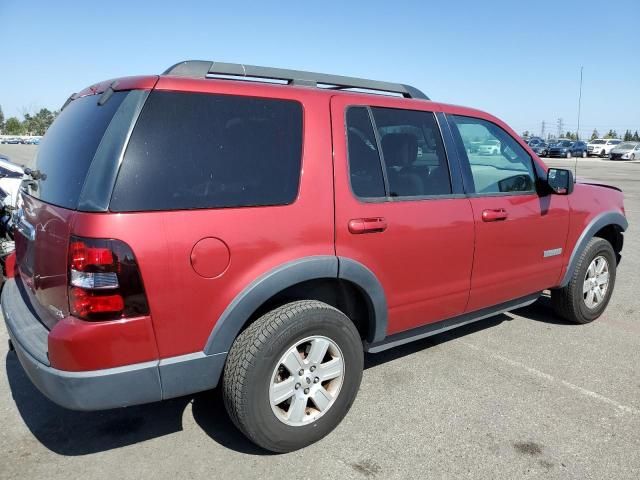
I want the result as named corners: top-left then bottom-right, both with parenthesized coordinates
top-left (203, 256), bottom-right (388, 355)
top-left (560, 211), bottom-right (628, 287)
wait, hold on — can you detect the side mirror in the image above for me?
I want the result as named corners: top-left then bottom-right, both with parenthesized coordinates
top-left (546, 168), bottom-right (574, 195)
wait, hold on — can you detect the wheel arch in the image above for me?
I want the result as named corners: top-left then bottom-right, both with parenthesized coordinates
top-left (203, 256), bottom-right (388, 355)
top-left (560, 211), bottom-right (628, 287)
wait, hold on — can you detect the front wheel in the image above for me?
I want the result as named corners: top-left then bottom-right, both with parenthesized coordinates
top-left (566, 151), bottom-right (572, 159)
top-left (551, 237), bottom-right (616, 324)
top-left (582, 150), bottom-right (587, 158)
top-left (222, 300), bottom-right (363, 453)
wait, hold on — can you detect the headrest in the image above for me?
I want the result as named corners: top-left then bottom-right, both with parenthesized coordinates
top-left (381, 134), bottom-right (418, 168)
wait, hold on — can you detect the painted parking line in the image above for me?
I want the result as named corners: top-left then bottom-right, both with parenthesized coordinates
top-left (459, 340), bottom-right (640, 416)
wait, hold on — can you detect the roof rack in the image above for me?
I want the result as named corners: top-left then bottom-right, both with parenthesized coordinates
top-left (163, 60), bottom-right (429, 100)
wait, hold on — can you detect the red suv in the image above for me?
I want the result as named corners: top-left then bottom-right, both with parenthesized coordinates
top-left (2, 61), bottom-right (627, 452)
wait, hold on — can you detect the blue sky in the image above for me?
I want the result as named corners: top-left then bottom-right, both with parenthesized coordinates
top-left (1, 0), bottom-right (638, 138)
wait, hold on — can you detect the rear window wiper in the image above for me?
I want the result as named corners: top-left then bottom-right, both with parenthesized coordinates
top-left (24, 168), bottom-right (47, 181)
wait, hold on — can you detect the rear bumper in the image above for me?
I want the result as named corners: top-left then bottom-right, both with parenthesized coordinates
top-left (2, 278), bottom-right (226, 410)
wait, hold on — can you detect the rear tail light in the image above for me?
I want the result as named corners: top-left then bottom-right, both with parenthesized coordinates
top-left (68, 236), bottom-right (149, 321)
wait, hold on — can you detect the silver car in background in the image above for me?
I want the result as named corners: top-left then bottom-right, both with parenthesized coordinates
top-left (609, 142), bottom-right (640, 160)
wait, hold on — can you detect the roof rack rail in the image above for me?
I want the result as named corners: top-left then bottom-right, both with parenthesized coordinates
top-left (163, 60), bottom-right (429, 100)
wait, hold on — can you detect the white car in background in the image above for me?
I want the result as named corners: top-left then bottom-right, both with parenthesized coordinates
top-left (587, 138), bottom-right (622, 157)
top-left (477, 139), bottom-right (501, 155)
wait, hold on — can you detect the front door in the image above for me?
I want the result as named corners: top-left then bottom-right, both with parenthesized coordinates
top-left (446, 114), bottom-right (570, 312)
top-left (331, 95), bottom-right (475, 336)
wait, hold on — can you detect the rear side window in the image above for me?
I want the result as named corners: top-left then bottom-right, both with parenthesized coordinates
top-left (346, 107), bottom-right (386, 198)
top-left (345, 106), bottom-right (451, 199)
top-left (110, 92), bottom-right (303, 212)
top-left (26, 92), bottom-right (128, 209)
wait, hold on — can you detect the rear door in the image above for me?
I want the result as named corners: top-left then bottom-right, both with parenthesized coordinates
top-left (446, 114), bottom-right (570, 311)
top-left (331, 95), bottom-right (474, 336)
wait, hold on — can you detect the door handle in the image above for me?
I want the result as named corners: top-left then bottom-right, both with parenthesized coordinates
top-left (348, 217), bottom-right (388, 234)
top-left (481, 208), bottom-right (508, 222)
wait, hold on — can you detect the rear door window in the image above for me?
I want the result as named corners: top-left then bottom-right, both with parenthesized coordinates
top-left (25, 92), bottom-right (128, 209)
top-left (110, 91), bottom-right (303, 212)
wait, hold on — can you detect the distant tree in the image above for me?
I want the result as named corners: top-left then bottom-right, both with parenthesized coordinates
top-left (522, 130), bottom-right (530, 138)
top-left (624, 130), bottom-right (633, 141)
top-left (633, 130), bottom-right (640, 141)
top-left (23, 108), bottom-right (57, 136)
top-left (0, 105), bottom-right (4, 133)
top-left (4, 117), bottom-right (23, 135)
top-left (590, 129), bottom-right (599, 140)
top-left (604, 129), bottom-right (619, 139)
top-left (565, 131), bottom-right (577, 140)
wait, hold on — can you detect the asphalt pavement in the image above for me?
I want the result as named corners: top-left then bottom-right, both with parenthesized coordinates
top-left (0, 145), bottom-right (638, 479)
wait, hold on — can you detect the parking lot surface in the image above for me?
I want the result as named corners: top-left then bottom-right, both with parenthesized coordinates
top-left (0, 146), bottom-right (638, 479)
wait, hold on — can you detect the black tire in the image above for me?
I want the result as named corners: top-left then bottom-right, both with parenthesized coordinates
top-left (551, 237), bottom-right (616, 324)
top-left (632, 154), bottom-right (636, 161)
top-left (222, 300), bottom-right (363, 453)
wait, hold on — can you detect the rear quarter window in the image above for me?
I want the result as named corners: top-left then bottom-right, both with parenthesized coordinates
top-left (110, 91), bottom-right (303, 212)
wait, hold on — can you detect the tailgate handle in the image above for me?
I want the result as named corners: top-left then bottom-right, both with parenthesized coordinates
top-left (348, 217), bottom-right (388, 234)
top-left (481, 209), bottom-right (508, 222)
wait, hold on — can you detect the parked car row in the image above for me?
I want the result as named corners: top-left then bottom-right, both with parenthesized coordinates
top-left (0, 137), bottom-right (41, 145)
top-left (525, 137), bottom-right (638, 160)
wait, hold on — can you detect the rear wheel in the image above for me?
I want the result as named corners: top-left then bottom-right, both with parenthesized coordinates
top-left (222, 300), bottom-right (363, 453)
top-left (551, 237), bottom-right (616, 324)
top-left (632, 154), bottom-right (636, 161)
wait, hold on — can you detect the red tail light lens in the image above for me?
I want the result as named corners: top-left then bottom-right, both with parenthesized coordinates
top-left (68, 236), bottom-right (149, 321)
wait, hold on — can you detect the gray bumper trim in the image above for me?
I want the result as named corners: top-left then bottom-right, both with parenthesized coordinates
top-left (2, 278), bottom-right (226, 411)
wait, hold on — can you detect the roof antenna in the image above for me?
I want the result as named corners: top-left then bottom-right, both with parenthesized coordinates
top-left (575, 66), bottom-right (583, 180)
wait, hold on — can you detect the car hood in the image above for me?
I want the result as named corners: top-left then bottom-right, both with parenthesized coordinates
top-left (610, 148), bottom-right (633, 153)
top-left (575, 176), bottom-right (623, 192)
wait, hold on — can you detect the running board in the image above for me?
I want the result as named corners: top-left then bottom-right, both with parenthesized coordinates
top-left (365, 293), bottom-right (541, 353)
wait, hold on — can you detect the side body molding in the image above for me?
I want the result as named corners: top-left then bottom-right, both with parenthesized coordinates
top-left (560, 211), bottom-right (628, 287)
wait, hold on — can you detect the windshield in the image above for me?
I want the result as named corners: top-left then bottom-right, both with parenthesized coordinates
top-left (609, 140), bottom-right (622, 145)
top-left (559, 141), bottom-right (573, 147)
top-left (590, 140), bottom-right (605, 144)
top-left (617, 143), bottom-right (637, 150)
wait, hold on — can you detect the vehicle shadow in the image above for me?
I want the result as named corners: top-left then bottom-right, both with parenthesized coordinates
top-left (5, 297), bottom-right (567, 457)
top-left (5, 350), bottom-right (273, 456)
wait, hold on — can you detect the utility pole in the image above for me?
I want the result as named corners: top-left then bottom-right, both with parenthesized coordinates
top-left (576, 66), bottom-right (583, 140)
top-left (541, 121), bottom-right (546, 139)
top-left (557, 118), bottom-right (564, 138)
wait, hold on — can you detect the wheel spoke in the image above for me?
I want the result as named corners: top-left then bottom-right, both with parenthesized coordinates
top-left (287, 395), bottom-right (307, 423)
top-left (596, 273), bottom-right (609, 286)
top-left (585, 290), bottom-right (595, 307)
top-left (587, 262), bottom-right (596, 278)
top-left (270, 377), bottom-right (296, 405)
top-left (307, 338), bottom-right (330, 365)
top-left (594, 287), bottom-right (604, 303)
top-left (282, 349), bottom-right (305, 375)
top-left (596, 258), bottom-right (606, 274)
top-left (583, 280), bottom-right (592, 294)
top-left (311, 387), bottom-right (333, 412)
top-left (317, 357), bottom-right (343, 382)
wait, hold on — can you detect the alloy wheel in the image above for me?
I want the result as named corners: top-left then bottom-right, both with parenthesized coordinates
top-left (583, 255), bottom-right (610, 309)
top-left (269, 335), bottom-right (345, 426)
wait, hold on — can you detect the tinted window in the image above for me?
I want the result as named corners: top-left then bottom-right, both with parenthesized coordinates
top-left (26, 92), bottom-right (128, 209)
top-left (111, 91), bottom-right (303, 212)
top-left (372, 107), bottom-right (451, 197)
top-left (450, 115), bottom-right (536, 194)
top-left (346, 107), bottom-right (386, 198)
